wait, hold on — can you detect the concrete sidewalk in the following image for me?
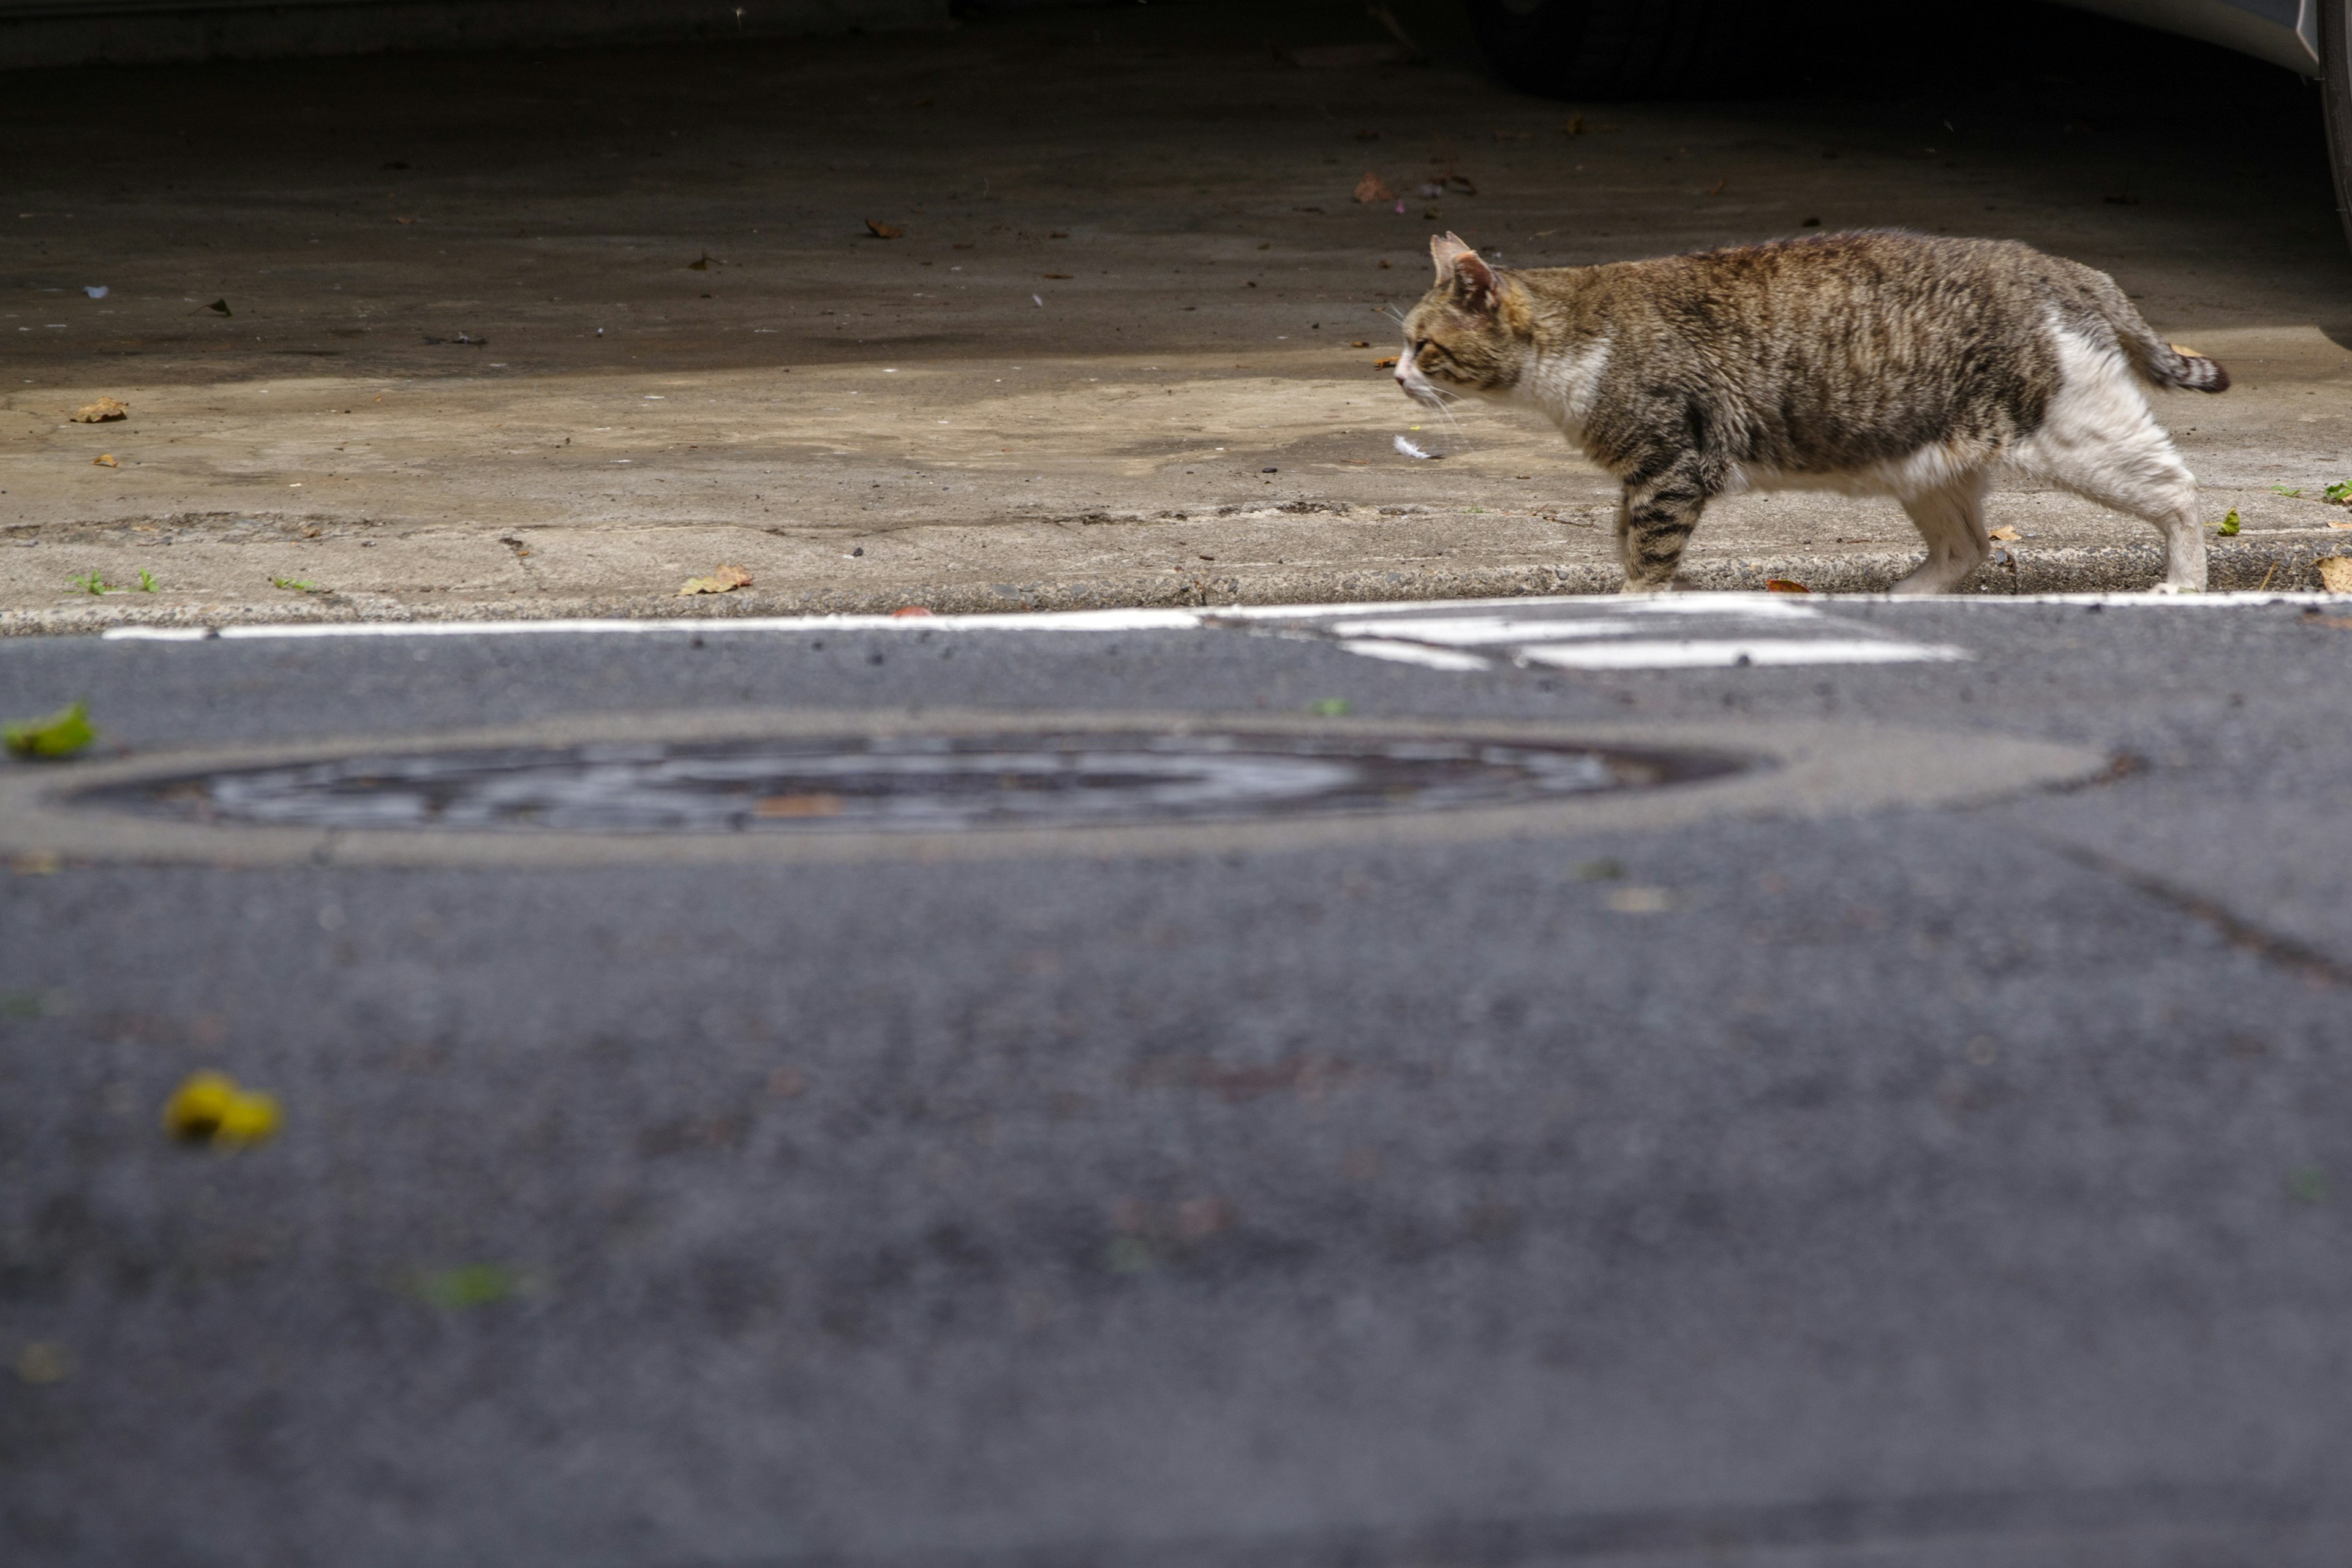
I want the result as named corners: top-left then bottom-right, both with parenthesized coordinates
top-left (5, 0), bottom-right (2351, 633)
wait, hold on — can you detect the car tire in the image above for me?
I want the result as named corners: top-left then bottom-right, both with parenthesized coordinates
top-left (1462, 0), bottom-right (1741, 99)
top-left (2324, 0), bottom-right (2352, 253)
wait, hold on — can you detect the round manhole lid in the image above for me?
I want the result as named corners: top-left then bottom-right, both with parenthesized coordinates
top-left (80, 729), bottom-right (1746, 835)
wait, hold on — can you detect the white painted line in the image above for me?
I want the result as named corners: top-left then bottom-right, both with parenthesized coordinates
top-left (102, 608), bottom-right (1209, 641)
top-left (1327, 617), bottom-right (1643, 645)
top-left (1333, 638), bottom-right (1495, 671)
top-left (1515, 639), bottom-right (1970, 669)
top-left (87, 589), bottom-right (2342, 644)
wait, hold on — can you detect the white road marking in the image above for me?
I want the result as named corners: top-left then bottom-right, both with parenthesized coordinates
top-left (1333, 638), bottom-right (1494, 671)
top-left (1515, 639), bottom-right (1969, 669)
top-left (89, 590), bottom-right (2338, 646)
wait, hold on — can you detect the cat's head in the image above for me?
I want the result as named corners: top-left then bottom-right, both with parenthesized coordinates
top-left (1396, 234), bottom-right (1530, 408)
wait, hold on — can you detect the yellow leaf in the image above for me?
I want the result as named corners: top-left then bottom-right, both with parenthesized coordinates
top-left (678, 565), bottom-right (753, 596)
top-left (162, 1071), bottom-right (280, 1148)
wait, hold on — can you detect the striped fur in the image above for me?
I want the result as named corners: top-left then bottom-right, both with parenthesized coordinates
top-left (1395, 230), bottom-right (2229, 593)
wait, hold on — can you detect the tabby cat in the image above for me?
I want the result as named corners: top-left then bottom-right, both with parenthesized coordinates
top-left (1395, 230), bottom-right (2228, 593)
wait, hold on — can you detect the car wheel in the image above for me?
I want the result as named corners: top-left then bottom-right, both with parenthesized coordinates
top-left (1462, 0), bottom-right (1741, 99)
top-left (2324, 0), bottom-right (2352, 252)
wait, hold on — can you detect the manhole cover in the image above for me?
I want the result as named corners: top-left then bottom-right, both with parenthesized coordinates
top-left (80, 731), bottom-right (1745, 834)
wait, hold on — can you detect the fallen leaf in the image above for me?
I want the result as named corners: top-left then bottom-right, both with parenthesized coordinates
top-left (391, 216), bottom-right (418, 225)
top-left (161, 1070), bottom-right (280, 1149)
top-left (865, 219), bottom-right (903, 239)
top-left (1042, 272), bottom-right (1072, 279)
top-left (1706, 176), bottom-right (1727, 196)
top-left (2328, 521), bottom-right (2352, 530)
top-left (2217, 508), bottom-right (2241, 537)
top-left (92, 453), bottom-right (117, 467)
top-left (1988, 525), bottom-right (2022, 541)
top-left (15, 1342), bottom-right (70, 1385)
top-left (1353, 172), bottom-right (1395, 203)
top-left (2320, 557), bottom-right (2352, 594)
top-left (1351, 339), bottom-right (1371, 347)
top-left (754, 793), bottom-right (844, 818)
top-left (679, 564), bottom-right (754, 596)
top-left (687, 251), bottom-right (714, 270)
top-left (1310, 698), bottom-right (1352, 717)
top-left (2170, 342), bottom-right (2203, 357)
top-left (412, 1263), bottom-right (519, 1309)
top-left (1763, 577), bottom-right (1811, 593)
top-left (892, 605), bottom-right (934, 617)
top-left (1376, 355), bottom-right (1398, 368)
top-left (4, 701), bottom-right (94, 760)
top-left (1447, 174), bottom-right (1478, 195)
top-left (202, 298), bottom-right (232, 315)
top-left (71, 397), bottom-right (127, 423)
top-left (1563, 115), bottom-right (1585, 136)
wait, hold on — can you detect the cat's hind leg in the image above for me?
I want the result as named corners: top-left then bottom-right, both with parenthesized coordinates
top-left (1890, 475), bottom-right (1992, 595)
top-left (2015, 336), bottom-right (2208, 592)
top-left (1615, 462), bottom-right (1713, 594)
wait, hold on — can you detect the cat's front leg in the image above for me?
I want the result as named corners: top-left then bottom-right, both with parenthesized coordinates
top-left (1615, 464), bottom-right (1712, 593)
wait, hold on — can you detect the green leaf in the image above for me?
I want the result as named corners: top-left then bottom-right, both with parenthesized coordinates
top-left (2215, 510), bottom-right (2240, 538)
top-left (1308, 698), bottom-right (1352, 717)
top-left (136, 570), bottom-right (157, 593)
top-left (412, 1263), bottom-right (521, 1308)
top-left (2270, 486), bottom-right (2303, 499)
top-left (4, 701), bottom-right (95, 761)
top-left (270, 576), bottom-right (317, 592)
top-left (2324, 481), bottom-right (2352, 505)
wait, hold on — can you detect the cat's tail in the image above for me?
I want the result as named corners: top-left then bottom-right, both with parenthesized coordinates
top-left (2089, 287), bottom-right (2231, 393)
top-left (2135, 336), bottom-right (2231, 393)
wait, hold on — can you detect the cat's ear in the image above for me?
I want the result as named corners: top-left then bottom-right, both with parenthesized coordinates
top-left (1430, 232), bottom-right (1498, 312)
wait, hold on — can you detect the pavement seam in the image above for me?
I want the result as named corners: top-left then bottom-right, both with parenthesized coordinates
top-left (2040, 837), bottom-right (2348, 987)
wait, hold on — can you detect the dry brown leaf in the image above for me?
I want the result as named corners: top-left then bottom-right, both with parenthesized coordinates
top-left (1042, 272), bottom-right (1072, 279)
top-left (72, 397), bottom-right (127, 423)
top-left (91, 453), bottom-right (117, 467)
top-left (678, 564), bottom-right (753, 596)
top-left (2320, 557), bottom-right (2352, 594)
top-left (1375, 356), bottom-right (1398, 368)
top-left (1763, 577), bottom-right (1810, 593)
top-left (1988, 525), bottom-right (2022, 541)
top-left (1352, 172), bottom-right (1395, 204)
top-left (1350, 339), bottom-right (1371, 347)
top-left (2169, 342), bottom-right (2202, 357)
top-left (2328, 520), bottom-right (2352, 530)
top-left (754, 793), bottom-right (843, 818)
top-left (865, 219), bottom-right (903, 239)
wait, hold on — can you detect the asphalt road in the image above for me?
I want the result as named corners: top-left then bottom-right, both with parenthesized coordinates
top-left (4, 595), bottom-right (2352, 1566)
